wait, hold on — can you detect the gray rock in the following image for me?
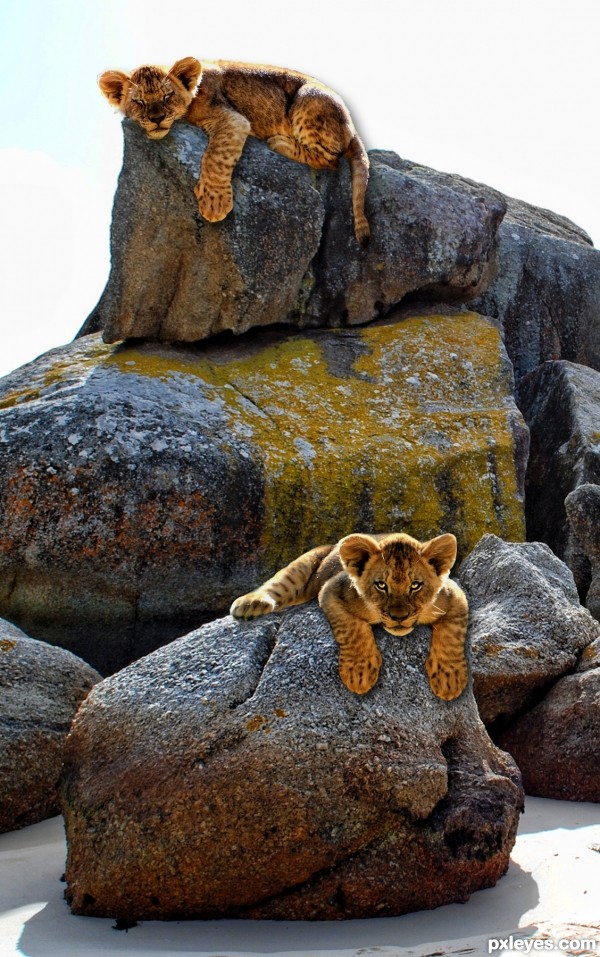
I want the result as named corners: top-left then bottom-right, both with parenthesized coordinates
top-left (565, 484), bottom-right (600, 620)
top-left (472, 197), bottom-right (600, 380)
top-left (458, 535), bottom-right (600, 730)
top-left (0, 317), bottom-right (527, 674)
top-left (62, 605), bottom-right (523, 920)
top-left (0, 620), bottom-right (100, 833)
top-left (497, 662), bottom-right (600, 802)
top-left (79, 122), bottom-right (506, 343)
top-left (517, 361), bottom-right (600, 599)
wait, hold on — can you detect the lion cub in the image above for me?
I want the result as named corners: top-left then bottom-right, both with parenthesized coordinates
top-left (231, 532), bottom-right (469, 699)
top-left (99, 56), bottom-right (370, 245)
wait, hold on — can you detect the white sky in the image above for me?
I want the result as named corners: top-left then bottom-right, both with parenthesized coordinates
top-left (1, 0), bottom-right (599, 379)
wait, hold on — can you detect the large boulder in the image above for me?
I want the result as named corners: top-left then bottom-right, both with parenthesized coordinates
top-left (62, 606), bottom-right (523, 921)
top-left (472, 197), bottom-right (600, 379)
top-left (79, 122), bottom-right (506, 343)
top-left (517, 361), bottom-right (600, 601)
top-left (0, 619), bottom-right (99, 833)
top-left (457, 535), bottom-right (599, 732)
top-left (0, 313), bottom-right (527, 674)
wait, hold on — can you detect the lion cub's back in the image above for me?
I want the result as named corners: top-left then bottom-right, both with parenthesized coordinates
top-left (203, 60), bottom-right (343, 136)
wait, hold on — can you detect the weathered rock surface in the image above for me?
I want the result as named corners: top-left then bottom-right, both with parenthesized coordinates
top-left (62, 605), bottom-right (523, 921)
top-left (517, 361), bottom-right (600, 601)
top-left (0, 620), bottom-right (99, 833)
top-left (80, 122), bottom-right (506, 343)
top-left (457, 535), bottom-right (599, 732)
top-left (565, 484), bottom-right (600, 621)
top-left (0, 314), bottom-right (527, 674)
top-left (472, 197), bottom-right (600, 379)
top-left (497, 651), bottom-right (600, 802)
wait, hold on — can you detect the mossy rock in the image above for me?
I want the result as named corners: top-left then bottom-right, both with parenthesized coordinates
top-left (0, 311), bottom-right (526, 673)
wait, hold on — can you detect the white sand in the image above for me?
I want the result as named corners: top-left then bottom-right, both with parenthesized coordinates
top-left (0, 796), bottom-right (598, 957)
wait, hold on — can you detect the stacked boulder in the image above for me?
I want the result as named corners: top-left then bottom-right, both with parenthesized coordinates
top-left (1, 119), bottom-right (600, 918)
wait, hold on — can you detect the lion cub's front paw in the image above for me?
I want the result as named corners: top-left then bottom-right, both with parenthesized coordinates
top-left (230, 591), bottom-right (276, 620)
top-left (194, 180), bottom-right (234, 222)
top-left (339, 647), bottom-right (382, 695)
top-left (425, 654), bottom-right (468, 701)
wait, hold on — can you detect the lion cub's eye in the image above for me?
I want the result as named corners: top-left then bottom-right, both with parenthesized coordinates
top-left (410, 581), bottom-right (423, 592)
top-left (374, 580), bottom-right (388, 592)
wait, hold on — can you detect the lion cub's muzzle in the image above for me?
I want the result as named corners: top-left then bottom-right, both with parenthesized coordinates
top-left (143, 111), bottom-right (173, 139)
top-left (146, 124), bottom-right (171, 139)
top-left (381, 611), bottom-right (416, 636)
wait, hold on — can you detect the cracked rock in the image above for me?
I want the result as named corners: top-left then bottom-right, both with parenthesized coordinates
top-left (62, 605), bottom-right (523, 920)
top-left (79, 121), bottom-right (506, 343)
top-left (517, 361), bottom-right (600, 601)
top-left (471, 196), bottom-right (600, 380)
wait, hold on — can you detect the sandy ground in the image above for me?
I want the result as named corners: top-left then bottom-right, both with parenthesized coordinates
top-left (0, 796), bottom-right (598, 957)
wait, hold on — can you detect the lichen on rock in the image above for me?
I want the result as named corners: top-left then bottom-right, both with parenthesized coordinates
top-left (0, 312), bottom-right (527, 673)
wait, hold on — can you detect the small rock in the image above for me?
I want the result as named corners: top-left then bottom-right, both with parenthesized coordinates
top-left (565, 483), bottom-right (600, 620)
top-left (517, 361), bottom-right (600, 600)
top-left (458, 535), bottom-right (600, 730)
top-left (0, 621), bottom-right (100, 833)
top-left (497, 663), bottom-right (600, 802)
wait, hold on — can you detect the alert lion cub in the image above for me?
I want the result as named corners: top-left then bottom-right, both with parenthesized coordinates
top-left (99, 56), bottom-right (370, 245)
top-left (231, 532), bottom-right (469, 699)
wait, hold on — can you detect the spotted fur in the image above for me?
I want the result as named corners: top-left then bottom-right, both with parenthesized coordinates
top-left (99, 56), bottom-right (370, 245)
top-left (231, 532), bottom-right (469, 699)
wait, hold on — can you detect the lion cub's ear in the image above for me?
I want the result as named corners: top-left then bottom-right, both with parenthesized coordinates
top-left (339, 534), bottom-right (380, 578)
top-left (98, 70), bottom-right (130, 107)
top-left (168, 57), bottom-right (202, 92)
top-left (420, 533), bottom-right (457, 576)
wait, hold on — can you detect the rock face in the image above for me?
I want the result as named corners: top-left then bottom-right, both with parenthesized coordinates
top-left (457, 535), bottom-right (599, 731)
top-left (565, 484), bottom-right (600, 621)
top-left (0, 314), bottom-right (527, 674)
top-left (497, 649), bottom-right (600, 802)
top-left (80, 122), bottom-right (506, 343)
top-left (0, 620), bottom-right (99, 833)
top-left (472, 197), bottom-right (600, 379)
top-left (517, 361), bottom-right (600, 603)
top-left (62, 606), bottom-right (523, 921)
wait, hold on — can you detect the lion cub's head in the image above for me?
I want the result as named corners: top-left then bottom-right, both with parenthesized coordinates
top-left (339, 532), bottom-right (457, 636)
top-left (98, 57), bottom-right (202, 139)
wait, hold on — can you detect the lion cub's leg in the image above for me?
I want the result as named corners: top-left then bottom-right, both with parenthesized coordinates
top-left (319, 579), bottom-right (382, 695)
top-left (194, 110), bottom-right (251, 222)
top-left (284, 87), bottom-right (370, 246)
top-left (230, 545), bottom-right (333, 620)
top-left (266, 133), bottom-right (340, 170)
top-left (425, 587), bottom-right (469, 701)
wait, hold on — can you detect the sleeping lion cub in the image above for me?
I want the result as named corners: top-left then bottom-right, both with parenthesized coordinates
top-left (99, 56), bottom-right (370, 245)
top-left (231, 532), bottom-right (469, 699)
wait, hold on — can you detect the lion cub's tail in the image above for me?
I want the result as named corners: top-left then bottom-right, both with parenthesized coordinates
top-left (345, 134), bottom-right (370, 247)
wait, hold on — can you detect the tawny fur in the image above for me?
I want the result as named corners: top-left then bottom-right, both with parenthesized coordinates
top-left (231, 532), bottom-right (469, 699)
top-left (99, 56), bottom-right (370, 246)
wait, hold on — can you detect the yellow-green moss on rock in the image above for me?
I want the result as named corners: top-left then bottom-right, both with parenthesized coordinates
top-left (0, 313), bottom-right (526, 671)
top-left (106, 310), bottom-right (526, 566)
